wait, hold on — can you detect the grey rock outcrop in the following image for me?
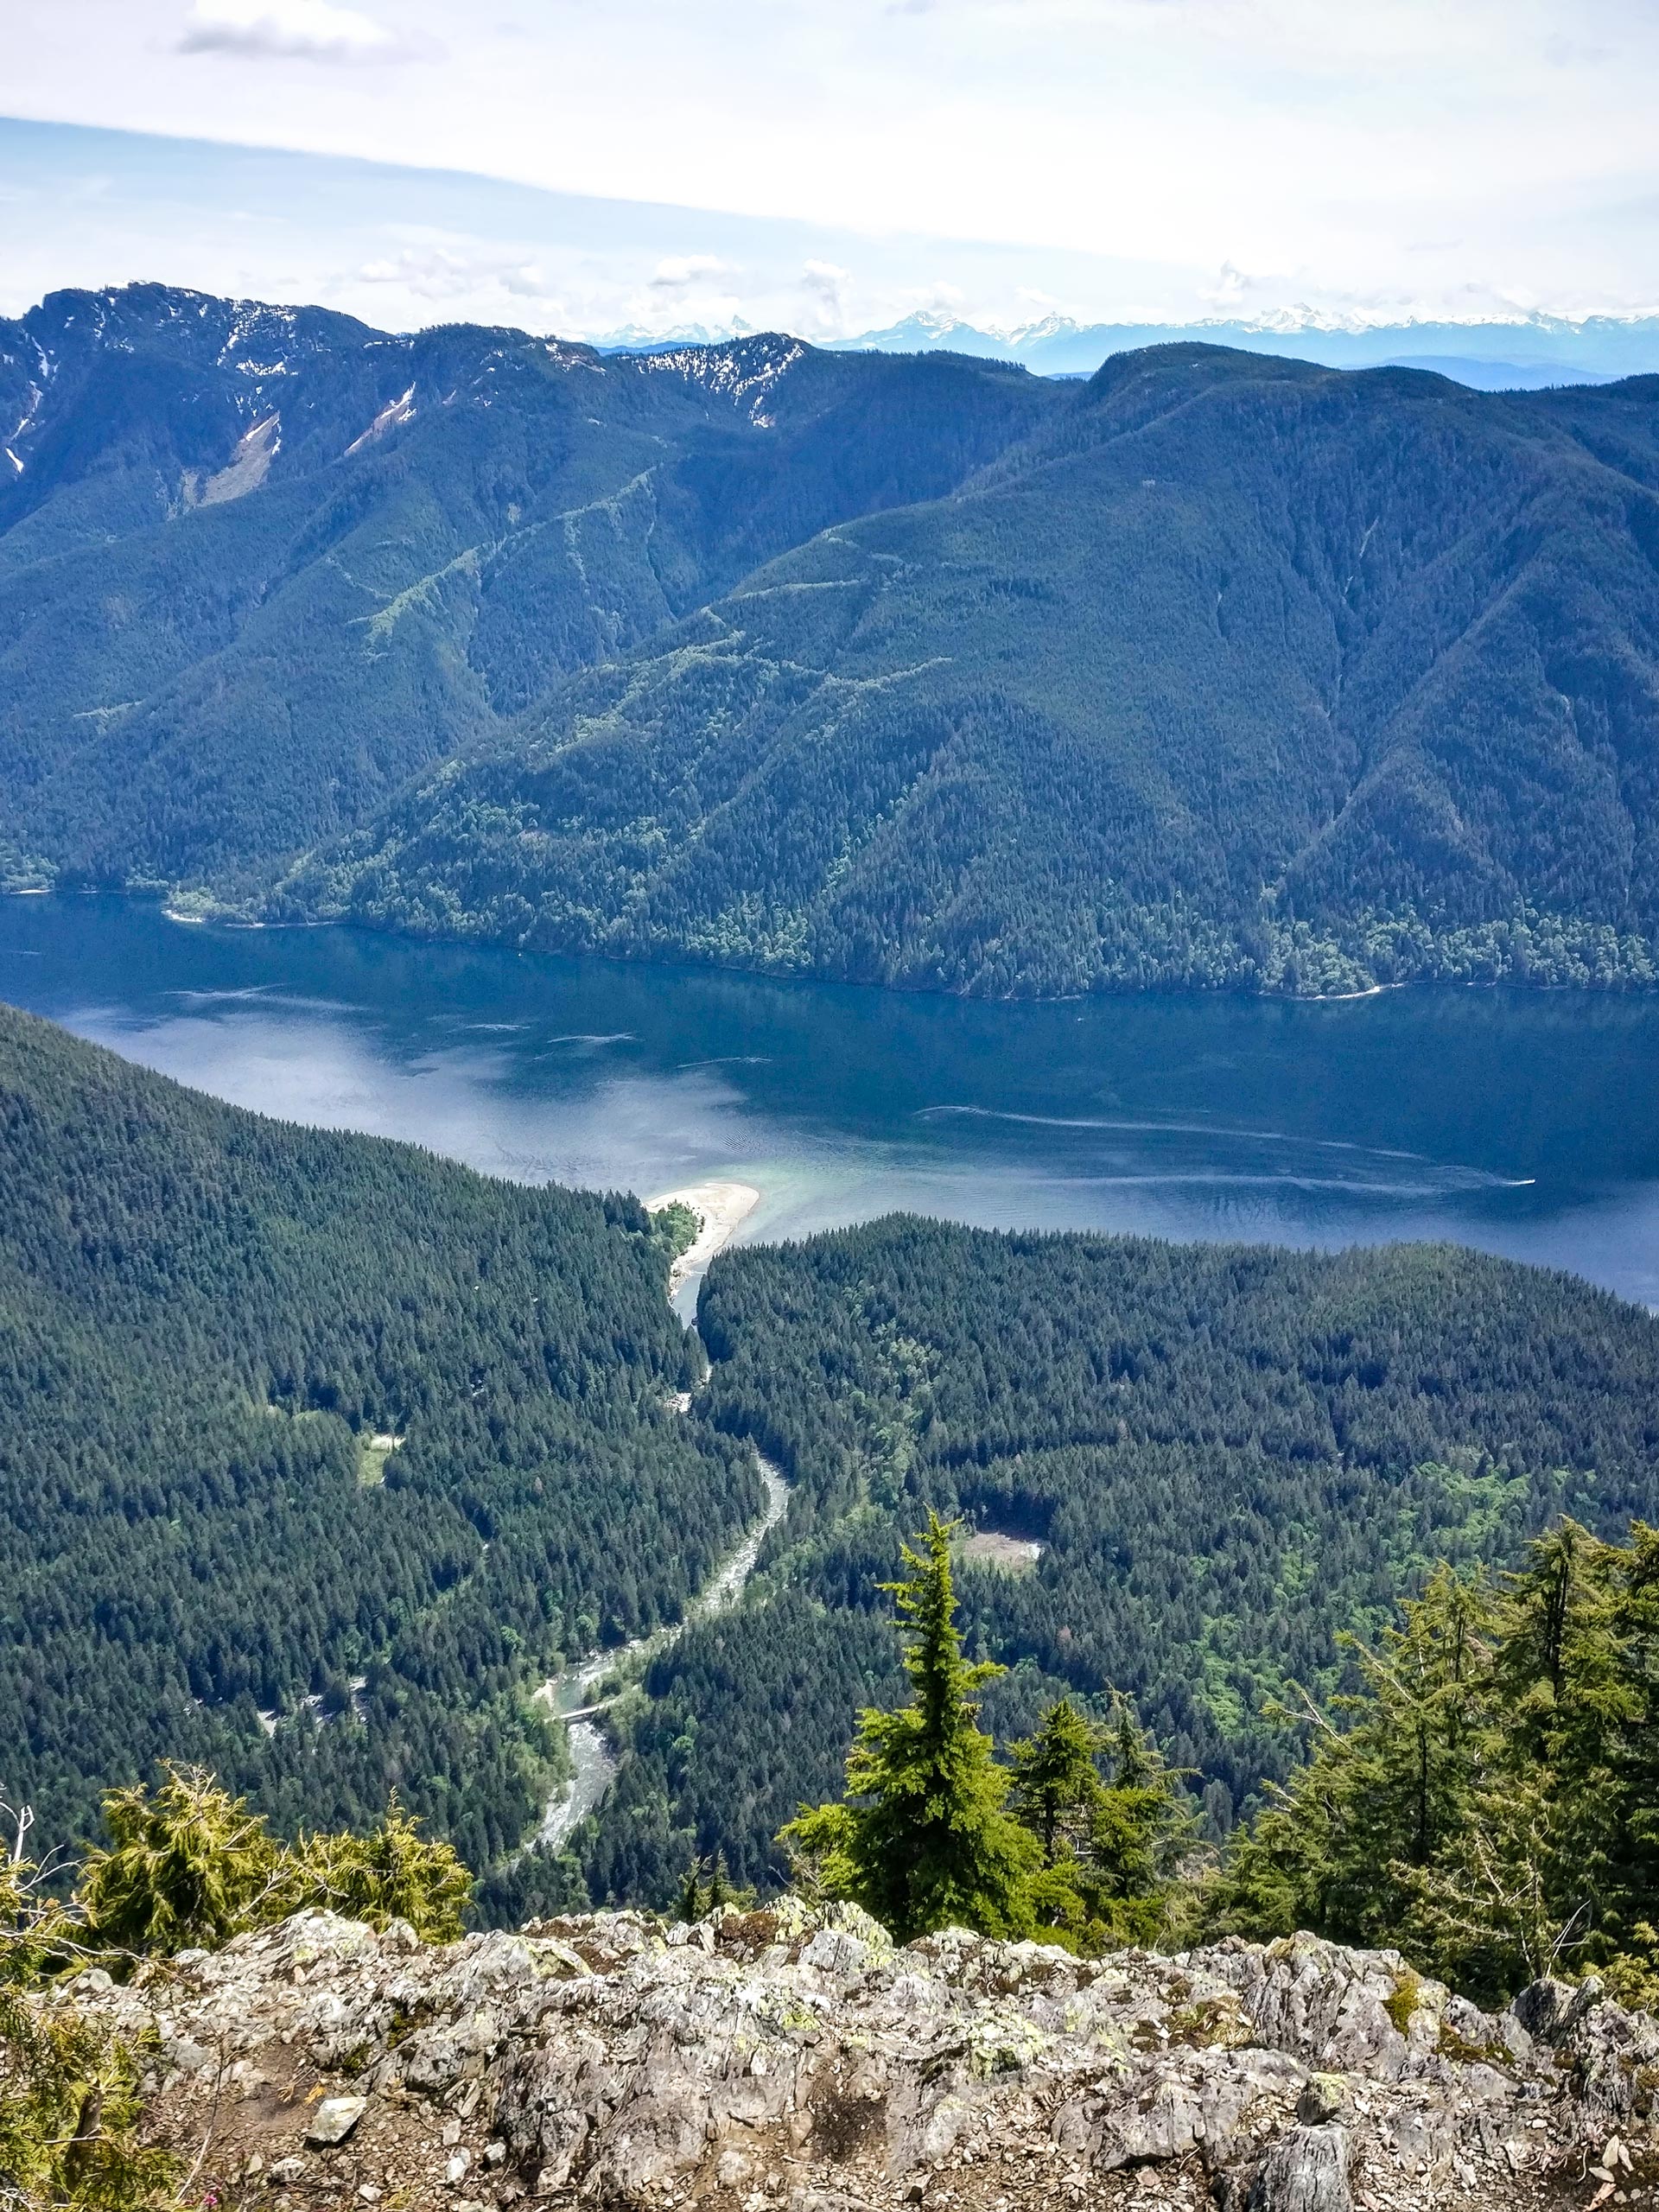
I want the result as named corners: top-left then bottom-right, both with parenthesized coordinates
top-left (1250, 2126), bottom-right (1350, 2212)
top-left (54, 1904), bottom-right (1659, 2210)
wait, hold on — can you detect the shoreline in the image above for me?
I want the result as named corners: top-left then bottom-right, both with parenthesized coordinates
top-left (8, 887), bottom-right (1653, 1005)
top-left (646, 1179), bottom-right (762, 1302)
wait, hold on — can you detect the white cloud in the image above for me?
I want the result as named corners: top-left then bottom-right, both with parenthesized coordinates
top-left (905, 280), bottom-right (966, 317)
top-left (178, 0), bottom-right (402, 62)
top-left (648, 253), bottom-right (733, 291)
top-left (355, 242), bottom-right (557, 313)
top-left (798, 258), bottom-right (853, 331)
top-left (1202, 262), bottom-right (1255, 309)
top-left (14, 0), bottom-right (1659, 326)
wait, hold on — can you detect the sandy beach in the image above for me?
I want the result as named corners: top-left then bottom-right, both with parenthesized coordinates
top-left (646, 1179), bottom-right (762, 1300)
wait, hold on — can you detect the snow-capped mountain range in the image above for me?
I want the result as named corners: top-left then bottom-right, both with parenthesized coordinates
top-left (590, 306), bottom-right (1659, 389)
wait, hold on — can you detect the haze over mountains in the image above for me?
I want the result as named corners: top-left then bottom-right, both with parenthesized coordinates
top-left (6, 283), bottom-right (1659, 996)
top-left (819, 309), bottom-right (1659, 391)
top-left (592, 306), bottom-right (1659, 391)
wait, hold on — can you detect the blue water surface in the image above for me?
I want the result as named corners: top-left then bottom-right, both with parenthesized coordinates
top-left (3, 895), bottom-right (1656, 1309)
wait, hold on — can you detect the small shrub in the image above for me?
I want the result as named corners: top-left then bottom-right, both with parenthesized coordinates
top-left (0, 1990), bottom-right (176, 2207)
top-left (293, 1799), bottom-right (472, 1940)
top-left (77, 1766), bottom-right (474, 1961)
top-left (78, 1766), bottom-right (282, 1957)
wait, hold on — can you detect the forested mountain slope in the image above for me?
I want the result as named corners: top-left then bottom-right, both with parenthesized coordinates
top-left (571, 1219), bottom-right (1659, 1904)
top-left (291, 346), bottom-right (1659, 995)
top-left (11, 291), bottom-right (1659, 998)
top-left (0, 1001), bottom-right (757, 1866)
top-left (14, 988), bottom-right (1659, 1929)
top-left (0, 284), bottom-right (1053, 895)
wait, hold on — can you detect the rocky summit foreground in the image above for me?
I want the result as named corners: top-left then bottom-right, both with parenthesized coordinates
top-left (52, 1903), bottom-right (1659, 2212)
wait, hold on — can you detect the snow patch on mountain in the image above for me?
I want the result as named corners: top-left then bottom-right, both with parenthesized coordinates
top-left (188, 411), bottom-right (282, 506)
top-left (4, 381), bottom-right (43, 470)
top-left (631, 334), bottom-right (805, 425)
top-left (344, 384), bottom-right (416, 455)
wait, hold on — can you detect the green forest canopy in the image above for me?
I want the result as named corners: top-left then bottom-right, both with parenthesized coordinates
top-left (12, 997), bottom-right (1659, 1945)
top-left (0, 1001), bottom-right (757, 1868)
top-left (573, 1216), bottom-right (1659, 1907)
top-left (282, 348), bottom-right (1659, 998)
top-left (0, 288), bottom-right (1049, 901)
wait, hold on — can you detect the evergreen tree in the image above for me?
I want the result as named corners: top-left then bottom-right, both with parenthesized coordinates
top-left (677, 1860), bottom-right (706, 1924)
top-left (1085, 1694), bottom-right (1198, 1946)
top-left (1007, 1698), bottom-right (1111, 1946)
top-left (1005, 1693), bottom-right (1195, 1948)
top-left (0, 1805), bottom-right (73, 1991)
top-left (0, 1801), bottom-right (176, 2206)
top-left (77, 1767), bottom-right (477, 1963)
top-left (0, 1995), bottom-right (176, 2210)
top-left (780, 1515), bottom-right (1039, 1940)
top-left (1211, 1566), bottom-right (1501, 1954)
top-left (1211, 1526), bottom-right (1659, 2005)
top-left (78, 1767), bottom-right (284, 1958)
top-left (674, 1852), bottom-right (750, 1923)
top-left (1391, 1765), bottom-right (1580, 1999)
top-left (1008, 1699), bottom-right (1105, 1866)
top-left (687, 1214), bottom-right (1659, 1898)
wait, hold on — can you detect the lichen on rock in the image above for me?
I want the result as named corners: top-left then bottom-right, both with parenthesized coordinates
top-left (51, 1904), bottom-right (1659, 2209)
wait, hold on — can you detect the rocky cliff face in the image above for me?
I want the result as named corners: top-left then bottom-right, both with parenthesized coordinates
top-left (58, 1904), bottom-right (1659, 2212)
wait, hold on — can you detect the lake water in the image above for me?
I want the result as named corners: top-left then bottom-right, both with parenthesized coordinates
top-left (3, 895), bottom-right (1658, 1311)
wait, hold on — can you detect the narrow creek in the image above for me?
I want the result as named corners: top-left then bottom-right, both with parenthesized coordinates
top-left (537, 1718), bottom-right (614, 1851)
top-left (531, 1180), bottom-right (785, 1853)
top-left (532, 1450), bottom-right (789, 1851)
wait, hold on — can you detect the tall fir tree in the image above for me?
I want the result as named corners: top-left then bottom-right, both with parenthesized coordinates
top-left (1007, 1696), bottom-right (1112, 1945)
top-left (1211, 1565), bottom-right (1502, 1955)
top-left (781, 1515), bottom-right (1039, 1940)
top-left (1210, 1525), bottom-right (1659, 2005)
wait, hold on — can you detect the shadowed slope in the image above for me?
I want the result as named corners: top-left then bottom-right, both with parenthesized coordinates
top-left (289, 347), bottom-right (1659, 995)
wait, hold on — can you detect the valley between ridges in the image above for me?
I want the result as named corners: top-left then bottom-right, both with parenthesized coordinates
top-left (531, 1178), bottom-right (782, 1853)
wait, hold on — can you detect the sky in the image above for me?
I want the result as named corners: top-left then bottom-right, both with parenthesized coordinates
top-left (5, 0), bottom-right (1659, 340)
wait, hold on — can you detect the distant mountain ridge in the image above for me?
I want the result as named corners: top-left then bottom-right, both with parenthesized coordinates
top-left (6, 285), bottom-right (1659, 999)
top-left (820, 307), bottom-right (1659, 388)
